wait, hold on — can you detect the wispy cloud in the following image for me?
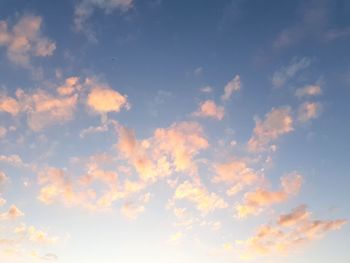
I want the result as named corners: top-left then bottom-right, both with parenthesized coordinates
top-left (272, 57), bottom-right (312, 88)
top-left (74, 0), bottom-right (133, 41)
top-left (222, 75), bottom-right (241, 101)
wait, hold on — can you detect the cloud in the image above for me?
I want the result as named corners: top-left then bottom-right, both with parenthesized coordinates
top-left (221, 75), bottom-right (241, 101)
top-left (194, 67), bottom-right (203, 76)
top-left (297, 102), bottom-right (322, 123)
top-left (0, 95), bottom-right (21, 116)
top-left (168, 231), bottom-right (184, 243)
top-left (56, 77), bottom-right (81, 96)
top-left (0, 154), bottom-right (28, 168)
top-left (74, 0), bottom-right (133, 40)
top-left (200, 86), bottom-right (213, 93)
top-left (193, 100), bottom-right (225, 120)
top-left (15, 224), bottom-right (58, 244)
top-left (0, 77), bottom-right (82, 131)
top-left (120, 193), bottom-right (151, 219)
top-left (23, 90), bottom-right (78, 131)
top-left (0, 127), bottom-right (6, 138)
top-left (295, 85), bottom-right (322, 97)
top-left (37, 167), bottom-right (96, 207)
top-left (153, 121), bottom-right (209, 173)
top-left (1, 76), bottom-right (128, 131)
top-left (237, 205), bottom-right (347, 258)
top-left (0, 205), bottom-right (24, 220)
top-left (235, 172), bottom-right (302, 218)
top-left (172, 180), bottom-right (228, 214)
top-left (272, 57), bottom-right (312, 88)
top-left (277, 205), bottom-right (310, 227)
top-left (213, 160), bottom-right (259, 192)
top-left (0, 171), bottom-right (9, 188)
top-left (248, 107), bottom-right (294, 152)
top-left (117, 121), bottom-right (208, 181)
top-left (273, 0), bottom-right (330, 48)
top-left (86, 79), bottom-right (129, 114)
top-left (0, 15), bottom-right (56, 66)
top-left (116, 125), bottom-right (156, 181)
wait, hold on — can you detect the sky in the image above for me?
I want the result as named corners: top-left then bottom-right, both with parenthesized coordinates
top-left (0, 0), bottom-right (350, 262)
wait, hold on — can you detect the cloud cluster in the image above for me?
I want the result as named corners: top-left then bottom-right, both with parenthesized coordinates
top-left (0, 76), bottom-right (129, 131)
top-left (237, 205), bottom-right (347, 259)
top-left (235, 172), bottom-right (302, 218)
top-left (117, 121), bottom-right (208, 181)
top-left (0, 15), bottom-right (56, 66)
top-left (172, 180), bottom-right (228, 214)
top-left (213, 159), bottom-right (260, 195)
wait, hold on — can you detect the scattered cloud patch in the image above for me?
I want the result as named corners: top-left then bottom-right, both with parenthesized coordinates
top-left (0, 15), bottom-right (56, 66)
top-left (193, 100), bottom-right (224, 120)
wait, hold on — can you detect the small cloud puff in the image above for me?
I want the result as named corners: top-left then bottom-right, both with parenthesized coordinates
top-left (193, 100), bottom-right (225, 120)
top-left (297, 102), bottom-right (322, 123)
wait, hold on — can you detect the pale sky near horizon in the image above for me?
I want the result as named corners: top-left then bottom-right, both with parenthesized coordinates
top-left (0, 0), bottom-right (350, 262)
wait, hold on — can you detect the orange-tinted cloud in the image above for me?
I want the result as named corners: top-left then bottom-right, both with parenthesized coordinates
top-left (0, 205), bottom-right (24, 220)
top-left (248, 107), bottom-right (294, 152)
top-left (213, 160), bottom-right (259, 191)
top-left (117, 121), bottom-right (208, 181)
top-left (173, 180), bottom-right (228, 214)
top-left (237, 205), bottom-right (347, 259)
top-left (0, 15), bottom-right (55, 66)
top-left (193, 100), bottom-right (224, 120)
top-left (0, 96), bottom-right (20, 116)
top-left (236, 172), bottom-right (302, 218)
top-left (87, 83), bottom-right (129, 114)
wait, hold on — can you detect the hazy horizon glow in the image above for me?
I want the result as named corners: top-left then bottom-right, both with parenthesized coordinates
top-left (0, 0), bottom-right (349, 262)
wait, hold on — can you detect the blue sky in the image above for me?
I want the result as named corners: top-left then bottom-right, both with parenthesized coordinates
top-left (0, 0), bottom-right (349, 262)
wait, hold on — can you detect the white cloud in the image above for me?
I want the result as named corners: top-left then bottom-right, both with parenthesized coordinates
top-left (200, 86), bottom-right (213, 93)
top-left (221, 75), bottom-right (241, 101)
